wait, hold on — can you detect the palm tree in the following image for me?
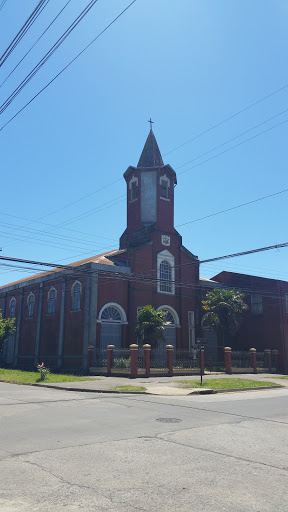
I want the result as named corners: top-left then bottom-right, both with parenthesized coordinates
top-left (135, 305), bottom-right (167, 348)
top-left (202, 289), bottom-right (248, 347)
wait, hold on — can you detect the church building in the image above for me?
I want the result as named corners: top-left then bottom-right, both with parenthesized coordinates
top-left (1, 129), bottom-right (288, 372)
top-left (0, 129), bottom-right (205, 371)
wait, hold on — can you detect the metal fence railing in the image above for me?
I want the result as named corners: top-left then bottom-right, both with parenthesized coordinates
top-left (205, 350), bottom-right (225, 372)
top-left (173, 349), bottom-right (199, 370)
top-left (231, 351), bottom-right (252, 369)
top-left (150, 349), bottom-right (167, 370)
top-left (112, 348), bottom-right (131, 369)
top-left (95, 348), bottom-right (107, 368)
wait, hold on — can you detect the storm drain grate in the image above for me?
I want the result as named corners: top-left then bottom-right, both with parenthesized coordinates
top-left (156, 418), bottom-right (182, 423)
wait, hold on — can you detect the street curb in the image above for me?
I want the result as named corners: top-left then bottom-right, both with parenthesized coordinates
top-left (0, 380), bottom-right (284, 395)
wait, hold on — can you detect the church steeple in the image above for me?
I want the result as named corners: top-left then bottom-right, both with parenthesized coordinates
top-left (120, 128), bottom-right (178, 250)
top-left (137, 129), bottom-right (164, 168)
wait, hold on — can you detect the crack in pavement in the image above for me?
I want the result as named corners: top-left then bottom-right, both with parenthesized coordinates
top-left (154, 433), bottom-right (288, 473)
top-left (17, 458), bottom-right (146, 512)
top-left (115, 395), bottom-right (288, 425)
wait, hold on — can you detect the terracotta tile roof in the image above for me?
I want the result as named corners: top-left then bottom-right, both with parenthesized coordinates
top-left (0, 249), bottom-right (126, 290)
top-left (199, 277), bottom-right (219, 283)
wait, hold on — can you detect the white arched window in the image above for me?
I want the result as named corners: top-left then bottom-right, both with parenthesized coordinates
top-left (160, 261), bottom-right (172, 293)
top-left (157, 306), bottom-right (179, 349)
top-left (9, 297), bottom-right (16, 318)
top-left (157, 250), bottom-right (175, 295)
top-left (48, 287), bottom-right (57, 314)
top-left (98, 303), bottom-right (127, 350)
top-left (129, 176), bottom-right (138, 202)
top-left (71, 281), bottom-right (82, 311)
top-left (27, 293), bottom-right (35, 318)
top-left (160, 174), bottom-right (170, 200)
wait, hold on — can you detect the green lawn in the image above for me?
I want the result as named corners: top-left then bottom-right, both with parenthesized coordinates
top-left (265, 375), bottom-right (288, 380)
top-left (0, 369), bottom-right (102, 384)
top-left (176, 378), bottom-right (280, 390)
top-left (109, 385), bottom-right (147, 392)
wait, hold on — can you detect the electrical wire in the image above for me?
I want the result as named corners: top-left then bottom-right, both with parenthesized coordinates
top-left (163, 83), bottom-right (288, 157)
top-left (175, 107), bottom-right (288, 172)
top-left (176, 187), bottom-right (288, 228)
top-left (0, 0), bottom-right (72, 89)
top-left (0, 0), bottom-right (50, 68)
top-left (0, 0), bottom-right (137, 132)
top-left (0, 0), bottom-right (8, 13)
top-left (0, 0), bottom-right (100, 113)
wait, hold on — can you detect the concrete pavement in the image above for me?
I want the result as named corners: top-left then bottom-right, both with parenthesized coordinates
top-left (34, 372), bottom-right (288, 395)
top-left (1, 381), bottom-right (288, 511)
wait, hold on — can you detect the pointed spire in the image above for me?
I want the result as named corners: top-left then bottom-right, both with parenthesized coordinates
top-left (137, 129), bottom-right (164, 168)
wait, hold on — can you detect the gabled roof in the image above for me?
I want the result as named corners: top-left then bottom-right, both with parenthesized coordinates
top-left (0, 249), bottom-right (127, 290)
top-left (137, 129), bottom-right (164, 168)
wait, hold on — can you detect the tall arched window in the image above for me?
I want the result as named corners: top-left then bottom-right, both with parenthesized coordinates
top-left (48, 287), bottom-right (57, 314)
top-left (9, 297), bottom-right (16, 318)
top-left (98, 303), bottom-right (127, 350)
top-left (157, 250), bottom-right (175, 295)
top-left (71, 281), bottom-right (82, 311)
top-left (27, 293), bottom-right (35, 318)
top-left (160, 261), bottom-right (172, 293)
top-left (157, 306), bottom-right (179, 350)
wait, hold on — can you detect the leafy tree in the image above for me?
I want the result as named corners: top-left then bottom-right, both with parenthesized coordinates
top-left (202, 289), bottom-right (248, 346)
top-left (0, 309), bottom-right (16, 361)
top-left (135, 305), bottom-right (167, 348)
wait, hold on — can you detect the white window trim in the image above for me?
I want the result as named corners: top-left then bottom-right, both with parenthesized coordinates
top-left (157, 305), bottom-right (180, 326)
top-left (97, 302), bottom-right (128, 324)
top-left (71, 281), bottom-right (82, 311)
top-left (27, 292), bottom-right (35, 318)
top-left (160, 174), bottom-right (170, 201)
top-left (48, 286), bottom-right (57, 314)
top-left (48, 286), bottom-right (57, 299)
top-left (71, 280), bottom-right (82, 295)
top-left (129, 175), bottom-right (138, 202)
top-left (157, 250), bottom-right (175, 295)
top-left (9, 297), bottom-right (16, 317)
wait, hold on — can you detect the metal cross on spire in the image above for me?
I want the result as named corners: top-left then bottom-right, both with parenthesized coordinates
top-left (148, 118), bottom-right (154, 130)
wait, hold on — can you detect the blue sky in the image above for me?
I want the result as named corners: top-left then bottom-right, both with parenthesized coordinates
top-left (0, 0), bottom-right (287, 286)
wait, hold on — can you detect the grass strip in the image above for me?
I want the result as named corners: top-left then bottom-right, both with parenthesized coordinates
top-left (175, 378), bottom-right (279, 390)
top-left (265, 375), bottom-right (288, 380)
top-left (109, 385), bottom-right (146, 392)
top-left (0, 369), bottom-right (102, 384)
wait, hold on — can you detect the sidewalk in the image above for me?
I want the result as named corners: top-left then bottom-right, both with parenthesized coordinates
top-left (37, 373), bottom-right (288, 396)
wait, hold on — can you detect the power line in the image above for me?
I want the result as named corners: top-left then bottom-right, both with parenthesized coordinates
top-left (0, 0), bottom-right (8, 13)
top-left (0, 0), bottom-right (100, 114)
top-left (0, 0), bottom-right (72, 89)
top-left (177, 116), bottom-right (288, 177)
top-left (176, 187), bottom-right (288, 228)
top-left (1, 241), bottom-right (287, 290)
top-left (0, 0), bottom-right (137, 132)
top-left (175, 106), bottom-right (288, 172)
top-left (0, 0), bottom-right (50, 68)
top-left (163, 82), bottom-right (288, 157)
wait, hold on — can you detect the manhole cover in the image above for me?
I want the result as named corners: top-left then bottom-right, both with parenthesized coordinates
top-left (156, 418), bottom-right (182, 423)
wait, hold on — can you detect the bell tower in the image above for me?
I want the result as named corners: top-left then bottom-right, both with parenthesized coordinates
top-left (120, 128), bottom-right (179, 249)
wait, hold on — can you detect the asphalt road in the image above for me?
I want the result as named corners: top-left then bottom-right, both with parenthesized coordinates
top-left (0, 382), bottom-right (288, 512)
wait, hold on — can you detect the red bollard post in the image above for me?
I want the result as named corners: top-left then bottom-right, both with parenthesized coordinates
top-left (166, 345), bottom-right (174, 377)
top-left (224, 347), bottom-right (232, 374)
top-left (143, 344), bottom-right (151, 377)
top-left (264, 349), bottom-right (272, 372)
top-left (107, 345), bottom-right (114, 375)
top-left (250, 348), bottom-right (257, 374)
top-left (130, 344), bottom-right (138, 379)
